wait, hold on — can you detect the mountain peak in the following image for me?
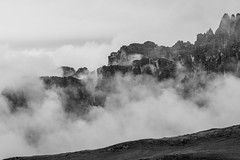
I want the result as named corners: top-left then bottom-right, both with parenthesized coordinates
top-left (223, 13), bottom-right (230, 18)
top-left (206, 28), bottom-right (214, 36)
top-left (214, 13), bottom-right (240, 46)
top-left (231, 14), bottom-right (236, 21)
top-left (217, 13), bottom-right (231, 33)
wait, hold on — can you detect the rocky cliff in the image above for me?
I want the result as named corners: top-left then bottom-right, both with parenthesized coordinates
top-left (2, 13), bottom-right (240, 116)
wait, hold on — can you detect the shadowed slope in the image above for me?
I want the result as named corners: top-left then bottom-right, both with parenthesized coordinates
top-left (6, 124), bottom-right (240, 160)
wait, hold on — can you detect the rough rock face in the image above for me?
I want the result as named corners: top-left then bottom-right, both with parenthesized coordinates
top-left (215, 13), bottom-right (240, 44)
top-left (40, 76), bottom-right (97, 115)
top-left (60, 66), bottom-right (90, 78)
top-left (61, 66), bottom-right (76, 77)
top-left (97, 65), bottom-right (132, 77)
top-left (75, 67), bottom-right (89, 78)
top-left (105, 40), bottom-right (177, 80)
top-left (108, 41), bottom-right (158, 66)
top-left (132, 57), bottom-right (176, 80)
top-left (195, 29), bottom-right (215, 46)
top-left (192, 14), bottom-right (240, 73)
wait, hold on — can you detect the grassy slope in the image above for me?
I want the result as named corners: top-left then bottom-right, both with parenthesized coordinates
top-left (6, 125), bottom-right (240, 160)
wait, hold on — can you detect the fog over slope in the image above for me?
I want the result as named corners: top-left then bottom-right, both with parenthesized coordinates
top-left (1, 13), bottom-right (240, 159)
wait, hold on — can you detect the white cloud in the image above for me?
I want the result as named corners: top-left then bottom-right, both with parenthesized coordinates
top-left (1, 73), bottom-right (240, 159)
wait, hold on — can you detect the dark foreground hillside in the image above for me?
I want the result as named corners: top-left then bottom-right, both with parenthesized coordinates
top-left (6, 124), bottom-right (240, 160)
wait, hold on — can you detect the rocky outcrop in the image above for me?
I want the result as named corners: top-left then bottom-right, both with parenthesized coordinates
top-left (215, 13), bottom-right (240, 44)
top-left (108, 41), bottom-right (159, 66)
top-left (191, 14), bottom-right (240, 73)
top-left (195, 29), bottom-right (215, 46)
top-left (104, 40), bottom-right (177, 81)
top-left (97, 65), bottom-right (132, 77)
top-left (3, 13), bottom-right (240, 116)
top-left (60, 66), bottom-right (90, 79)
top-left (61, 66), bottom-right (76, 77)
top-left (75, 67), bottom-right (89, 78)
top-left (40, 76), bottom-right (98, 115)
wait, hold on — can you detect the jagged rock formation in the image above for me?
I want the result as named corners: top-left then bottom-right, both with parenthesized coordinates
top-left (193, 14), bottom-right (240, 73)
top-left (104, 41), bottom-right (177, 80)
top-left (2, 13), bottom-right (240, 116)
top-left (102, 13), bottom-right (240, 76)
top-left (108, 41), bottom-right (157, 65)
top-left (6, 124), bottom-right (240, 160)
top-left (215, 13), bottom-right (240, 44)
top-left (61, 66), bottom-right (76, 77)
top-left (61, 66), bottom-right (90, 78)
top-left (75, 67), bottom-right (89, 78)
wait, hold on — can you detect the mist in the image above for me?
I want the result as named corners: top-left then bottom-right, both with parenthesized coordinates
top-left (1, 43), bottom-right (240, 159)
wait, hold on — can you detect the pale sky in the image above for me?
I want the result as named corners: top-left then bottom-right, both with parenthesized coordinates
top-left (0, 0), bottom-right (239, 48)
top-left (0, 0), bottom-right (240, 70)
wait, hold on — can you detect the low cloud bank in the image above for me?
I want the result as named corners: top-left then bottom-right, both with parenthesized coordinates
top-left (1, 44), bottom-right (240, 159)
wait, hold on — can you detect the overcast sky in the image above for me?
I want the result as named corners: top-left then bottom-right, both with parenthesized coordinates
top-left (0, 0), bottom-right (240, 69)
top-left (0, 0), bottom-right (239, 47)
